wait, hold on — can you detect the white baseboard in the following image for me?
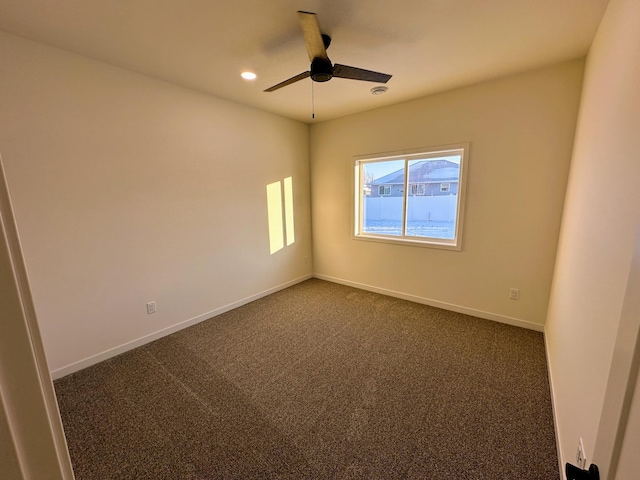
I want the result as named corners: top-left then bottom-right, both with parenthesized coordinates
top-left (313, 273), bottom-right (544, 332)
top-left (52, 272), bottom-right (543, 380)
top-left (51, 274), bottom-right (313, 380)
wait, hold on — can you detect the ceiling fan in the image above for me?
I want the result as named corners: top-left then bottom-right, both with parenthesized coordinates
top-left (264, 11), bottom-right (392, 92)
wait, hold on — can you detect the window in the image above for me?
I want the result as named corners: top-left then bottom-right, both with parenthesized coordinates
top-left (410, 184), bottom-right (425, 195)
top-left (354, 144), bottom-right (468, 250)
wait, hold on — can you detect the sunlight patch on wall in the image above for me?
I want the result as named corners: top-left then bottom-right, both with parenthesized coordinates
top-left (266, 177), bottom-right (295, 254)
top-left (284, 177), bottom-right (294, 246)
top-left (267, 181), bottom-right (284, 254)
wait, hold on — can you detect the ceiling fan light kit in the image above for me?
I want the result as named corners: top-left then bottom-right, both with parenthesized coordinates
top-left (311, 57), bottom-right (333, 82)
top-left (264, 11), bottom-right (392, 93)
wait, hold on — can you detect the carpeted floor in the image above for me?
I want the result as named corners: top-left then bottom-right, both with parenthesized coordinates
top-left (54, 279), bottom-right (559, 479)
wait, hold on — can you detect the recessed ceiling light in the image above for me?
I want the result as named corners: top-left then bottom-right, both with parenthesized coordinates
top-left (370, 86), bottom-right (388, 95)
top-left (241, 71), bottom-right (257, 80)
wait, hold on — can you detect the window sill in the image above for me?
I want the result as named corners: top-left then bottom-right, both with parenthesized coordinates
top-left (353, 233), bottom-right (462, 251)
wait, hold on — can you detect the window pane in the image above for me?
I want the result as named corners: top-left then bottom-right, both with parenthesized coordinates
top-left (361, 160), bottom-right (404, 236)
top-left (354, 144), bottom-right (467, 250)
top-left (406, 156), bottom-right (461, 240)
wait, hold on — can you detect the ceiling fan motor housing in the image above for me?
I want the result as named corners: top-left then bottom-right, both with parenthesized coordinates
top-left (311, 57), bottom-right (333, 82)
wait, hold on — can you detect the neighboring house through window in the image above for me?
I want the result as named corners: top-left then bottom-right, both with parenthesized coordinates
top-left (354, 144), bottom-right (468, 250)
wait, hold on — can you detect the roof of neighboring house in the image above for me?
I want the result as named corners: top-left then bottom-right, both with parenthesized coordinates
top-left (371, 160), bottom-right (460, 185)
top-left (428, 167), bottom-right (460, 181)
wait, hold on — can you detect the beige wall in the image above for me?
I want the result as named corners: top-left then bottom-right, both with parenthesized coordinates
top-left (0, 32), bottom-right (312, 376)
top-left (310, 60), bottom-right (583, 328)
top-left (545, 0), bottom-right (640, 476)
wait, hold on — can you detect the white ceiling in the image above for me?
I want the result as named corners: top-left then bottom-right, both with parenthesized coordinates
top-left (0, 0), bottom-right (609, 124)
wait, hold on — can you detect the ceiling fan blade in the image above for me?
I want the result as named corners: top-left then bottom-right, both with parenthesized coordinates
top-left (333, 64), bottom-right (392, 83)
top-left (298, 11), bottom-right (329, 62)
top-left (264, 71), bottom-right (311, 92)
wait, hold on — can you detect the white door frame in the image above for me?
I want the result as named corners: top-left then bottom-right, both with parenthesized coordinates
top-left (594, 228), bottom-right (640, 479)
top-left (0, 154), bottom-right (74, 479)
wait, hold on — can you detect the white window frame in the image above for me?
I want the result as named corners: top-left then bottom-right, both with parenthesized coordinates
top-left (410, 184), bottom-right (425, 196)
top-left (353, 143), bottom-right (469, 251)
top-left (378, 185), bottom-right (391, 196)
top-left (440, 182), bottom-right (451, 193)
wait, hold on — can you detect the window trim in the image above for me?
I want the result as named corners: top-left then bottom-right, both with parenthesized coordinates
top-left (353, 143), bottom-right (469, 251)
top-left (378, 185), bottom-right (391, 196)
top-left (410, 184), bottom-right (425, 196)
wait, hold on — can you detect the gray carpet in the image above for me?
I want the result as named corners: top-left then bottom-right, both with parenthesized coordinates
top-left (54, 279), bottom-right (559, 479)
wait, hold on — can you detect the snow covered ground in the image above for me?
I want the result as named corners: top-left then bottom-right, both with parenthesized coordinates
top-left (363, 220), bottom-right (455, 240)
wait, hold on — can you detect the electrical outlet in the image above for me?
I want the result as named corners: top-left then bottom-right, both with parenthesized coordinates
top-left (509, 288), bottom-right (520, 300)
top-left (576, 437), bottom-right (586, 469)
top-left (146, 301), bottom-right (157, 314)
